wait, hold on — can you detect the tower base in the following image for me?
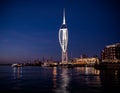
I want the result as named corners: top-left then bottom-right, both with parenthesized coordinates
top-left (61, 51), bottom-right (68, 64)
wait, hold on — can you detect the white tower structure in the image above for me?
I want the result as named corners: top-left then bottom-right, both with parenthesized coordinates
top-left (59, 9), bottom-right (68, 64)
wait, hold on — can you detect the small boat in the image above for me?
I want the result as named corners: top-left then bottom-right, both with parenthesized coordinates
top-left (12, 63), bottom-right (23, 67)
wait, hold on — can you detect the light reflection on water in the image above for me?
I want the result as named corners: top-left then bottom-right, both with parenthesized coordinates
top-left (74, 67), bottom-right (100, 75)
top-left (52, 67), bottom-right (101, 93)
top-left (13, 67), bottom-right (22, 79)
top-left (0, 66), bottom-right (120, 93)
top-left (53, 67), bottom-right (57, 89)
top-left (73, 67), bottom-right (101, 87)
top-left (54, 67), bottom-right (70, 93)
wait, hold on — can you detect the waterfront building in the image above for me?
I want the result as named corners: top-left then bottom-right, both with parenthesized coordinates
top-left (101, 43), bottom-right (120, 63)
top-left (72, 57), bottom-right (99, 66)
top-left (58, 9), bottom-right (68, 64)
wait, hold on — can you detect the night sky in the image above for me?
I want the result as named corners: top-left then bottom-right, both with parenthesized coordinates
top-left (0, 0), bottom-right (120, 63)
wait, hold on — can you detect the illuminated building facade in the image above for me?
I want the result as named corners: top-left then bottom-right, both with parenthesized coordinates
top-left (101, 43), bottom-right (120, 63)
top-left (59, 9), bottom-right (68, 64)
top-left (73, 57), bottom-right (99, 65)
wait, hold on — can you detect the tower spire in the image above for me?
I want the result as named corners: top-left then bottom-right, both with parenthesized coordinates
top-left (63, 8), bottom-right (66, 24)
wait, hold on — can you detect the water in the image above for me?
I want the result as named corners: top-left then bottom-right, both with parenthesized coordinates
top-left (0, 66), bottom-right (120, 93)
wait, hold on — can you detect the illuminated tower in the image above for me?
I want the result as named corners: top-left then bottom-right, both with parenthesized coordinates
top-left (59, 9), bottom-right (68, 64)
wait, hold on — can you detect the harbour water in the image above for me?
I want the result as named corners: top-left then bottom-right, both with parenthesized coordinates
top-left (0, 66), bottom-right (120, 93)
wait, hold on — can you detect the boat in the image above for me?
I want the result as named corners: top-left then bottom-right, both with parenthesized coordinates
top-left (11, 63), bottom-right (23, 67)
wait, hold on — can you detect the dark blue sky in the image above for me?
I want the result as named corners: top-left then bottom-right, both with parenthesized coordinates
top-left (0, 0), bottom-right (120, 63)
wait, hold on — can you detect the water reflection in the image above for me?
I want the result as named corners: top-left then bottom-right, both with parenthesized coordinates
top-left (53, 67), bottom-right (57, 89)
top-left (13, 67), bottom-right (22, 79)
top-left (71, 67), bottom-right (102, 91)
top-left (1, 66), bottom-right (120, 93)
top-left (53, 67), bottom-right (70, 93)
top-left (74, 67), bottom-right (100, 75)
top-left (100, 69), bottom-right (120, 92)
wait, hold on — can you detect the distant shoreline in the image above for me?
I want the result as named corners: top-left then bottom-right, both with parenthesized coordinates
top-left (0, 64), bottom-right (11, 66)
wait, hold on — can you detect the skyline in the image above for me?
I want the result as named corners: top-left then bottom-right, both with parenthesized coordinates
top-left (0, 0), bottom-right (120, 63)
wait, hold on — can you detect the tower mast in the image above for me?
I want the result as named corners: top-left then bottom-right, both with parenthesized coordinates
top-left (63, 8), bottom-right (66, 24)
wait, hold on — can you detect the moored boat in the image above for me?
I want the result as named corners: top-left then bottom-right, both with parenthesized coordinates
top-left (11, 63), bottom-right (23, 67)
